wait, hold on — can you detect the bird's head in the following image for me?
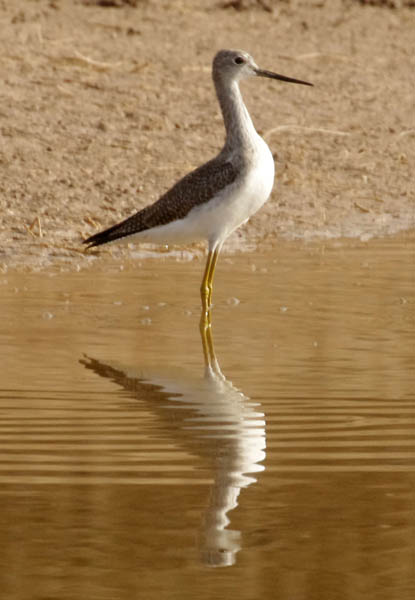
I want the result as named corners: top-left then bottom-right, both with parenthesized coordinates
top-left (212, 49), bottom-right (313, 87)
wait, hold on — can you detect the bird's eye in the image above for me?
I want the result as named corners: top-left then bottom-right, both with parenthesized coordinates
top-left (234, 56), bottom-right (245, 65)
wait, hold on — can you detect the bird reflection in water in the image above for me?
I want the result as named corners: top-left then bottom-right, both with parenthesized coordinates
top-left (81, 314), bottom-right (266, 568)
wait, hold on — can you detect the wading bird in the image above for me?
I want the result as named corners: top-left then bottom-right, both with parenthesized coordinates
top-left (83, 49), bottom-right (312, 321)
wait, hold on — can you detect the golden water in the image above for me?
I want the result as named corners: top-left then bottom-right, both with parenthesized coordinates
top-left (0, 235), bottom-right (414, 599)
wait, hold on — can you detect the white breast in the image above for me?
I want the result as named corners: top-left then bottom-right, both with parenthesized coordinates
top-left (127, 137), bottom-right (275, 248)
top-left (241, 137), bottom-right (275, 217)
top-left (199, 137), bottom-right (275, 243)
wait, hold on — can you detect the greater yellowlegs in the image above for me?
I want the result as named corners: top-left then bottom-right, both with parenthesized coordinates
top-left (83, 49), bottom-right (312, 316)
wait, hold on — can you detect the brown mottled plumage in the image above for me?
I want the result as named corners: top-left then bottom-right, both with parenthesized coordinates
top-left (82, 49), bottom-right (312, 317)
top-left (83, 158), bottom-right (237, 248)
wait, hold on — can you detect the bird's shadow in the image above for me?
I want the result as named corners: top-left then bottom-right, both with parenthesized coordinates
top-left (79, 318), bottom-right (266, 568)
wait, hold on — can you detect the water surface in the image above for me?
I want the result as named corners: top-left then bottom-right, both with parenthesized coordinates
top-left (0, 235), bottom-right (414, 599)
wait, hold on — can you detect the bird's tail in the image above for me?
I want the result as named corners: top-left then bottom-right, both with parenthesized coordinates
top-left (83, 214), bottom-right (138, 249)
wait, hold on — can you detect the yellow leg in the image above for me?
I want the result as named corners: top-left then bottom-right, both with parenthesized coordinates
top-left (200, 247), bottom-right (220, 314)
top-left (200, 250), bottom-right (215, 316)
top-left (200, 253), bottom-right (213, 362)
top-left (200, 311), bottom-right (218, 371)
top-left (200, 310), bottom-right (211, 367)
top-left (206, 247), bottom-right (220, 309)
top-left (200, 248), bottom-right (219, 314)
top-left (200, 245), bottom-right (221, 367)
top-left (199, 244), bottom-right (224, 374)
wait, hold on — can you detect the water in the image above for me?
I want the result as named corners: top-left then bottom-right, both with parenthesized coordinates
top-left (0, 234), bottom-right (414, 599)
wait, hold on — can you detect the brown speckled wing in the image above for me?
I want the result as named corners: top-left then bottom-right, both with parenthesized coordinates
top-left (83, 158), bottom-right (237, 248)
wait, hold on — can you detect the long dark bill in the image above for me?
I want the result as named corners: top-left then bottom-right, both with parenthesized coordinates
top-left (256, 68), bottom-right (313, 87)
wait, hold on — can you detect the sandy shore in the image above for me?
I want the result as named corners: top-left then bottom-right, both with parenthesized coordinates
top-left (0, 0), bottom-right (413, 272)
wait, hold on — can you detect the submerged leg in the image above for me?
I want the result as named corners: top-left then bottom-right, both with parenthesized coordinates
top-left (200, 242), bottom-right (222, 345)
top-left (200, 309), bottom-right (222, 376)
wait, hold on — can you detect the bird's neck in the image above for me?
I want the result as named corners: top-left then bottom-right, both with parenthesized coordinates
top-left (215, 78), bottom-right (259, 154)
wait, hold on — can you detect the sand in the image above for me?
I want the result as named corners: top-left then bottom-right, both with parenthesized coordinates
top-left (0, 0), bottom-right (413, 272)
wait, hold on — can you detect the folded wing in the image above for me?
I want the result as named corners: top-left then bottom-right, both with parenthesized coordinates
top-left (83, 158), bottom-right (237, 248)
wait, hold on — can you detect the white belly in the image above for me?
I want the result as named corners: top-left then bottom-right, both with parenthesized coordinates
top-left (128, 138), bottom-right (275, 247)
top-left (200, 139), bottom-right (275, 243)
